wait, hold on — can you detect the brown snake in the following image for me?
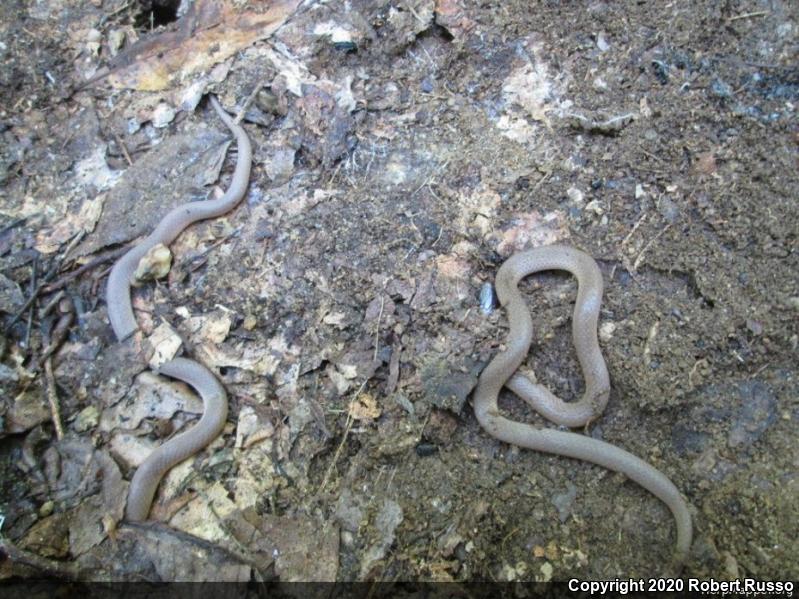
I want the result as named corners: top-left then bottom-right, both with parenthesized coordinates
top-left (106, 96), bottom-right (251, 521)
top-left (473, 244), bottom-right (692, 566)
top-left (103, 96), bottom-right (691, 569)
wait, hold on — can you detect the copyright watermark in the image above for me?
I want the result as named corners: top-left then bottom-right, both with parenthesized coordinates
top-left (568, 578), bottom-right (794, 596)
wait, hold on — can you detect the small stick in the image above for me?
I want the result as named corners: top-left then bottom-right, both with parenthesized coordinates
top-left (0, 216), bottom-right (26, 237)
top-left (60, 230), bottom-right (86, 260)
top-left (39, 298), bottom-right (74, 365)
top-left (620, 213), bottom-right (648, 250)
top-left (24, 257), bottom-right (38, 348)
top-left (38, 290), bottom-right (65, 318)
top-left (373, 293), bottom-right (385, 362)
top-left (232, 78), bottom-right (268, 125)
top-left (633, 223), bottom-right (672, 271)
top-left (319, 411), bottom-right (353, 494)
top-left (41, 245), bottom-right (129, 293)
top-left (318, 379), bottom-right (368, 493)
top-left (729, 11), bottom-right (768, 21)
top-left (43, 355), bottom-right (65, 440)
top-left (112, 130), bottom-right (134, 166)
top-left (0, 539), bottom-right (80, 579)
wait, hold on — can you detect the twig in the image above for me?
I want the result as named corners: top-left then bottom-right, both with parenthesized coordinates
top-left (61, 229), bottom-right (86, 260)
top-left (373, 293), bottom-right (385, 362)
top-left (233, 78), bottom-right (268, 125)
top-left (0, 216), bottom-right (26, 237)
top-left (41, 245), bottom-right (129, 294)
top-left (24, 257), bottom-right (38, 348)
top-left (633, 223), bottom-right (672, 271)
top-left (98, 1), bottom-right (132, 28)
top-left (319, 411), bottom-right (353, 494)
top-left (0, 539), bottom-right (80, 579)
top-left (112, 130), bottom-right (134, 166)
top-left (729, 11), bottom-right (768, 21)
top-left (43, 355), bottom-right (65, 440)
top-left (183, 227), bottom-right (242, 273)
top-left (38, 290), bottom-right (65, 319)
top-left (5, 281), bottom-right (46, 332)
top-left (620, 213), bottom-right (648, 250)
top-left (39, 297), bottom-right (74, 365)
top-left (7, 240), bottom-right (71, 332)
top-left (566, 112), bottom-right (635, 136)
top-left (318, 379), bottom-right (369, 493)
top-left (405, 1), bottom-right (426, 25)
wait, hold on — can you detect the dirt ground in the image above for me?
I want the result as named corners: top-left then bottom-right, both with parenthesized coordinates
top-left (1, 0), bottom-right (797, 583)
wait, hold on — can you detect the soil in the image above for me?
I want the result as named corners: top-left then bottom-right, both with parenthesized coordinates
top-left (1, 0), bottom-right (797, 583)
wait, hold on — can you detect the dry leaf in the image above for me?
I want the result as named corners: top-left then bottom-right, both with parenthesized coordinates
top-left (105, 0), bottom-right (300, 91)
top-left (148, 322), bottom-right (183, 368)
top-left (694, 151), bottom-right (717, 175)
top-left (348, 392), bottom-right (381, 420)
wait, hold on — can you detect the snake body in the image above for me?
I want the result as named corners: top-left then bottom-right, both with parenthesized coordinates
top-left (473, 245), bottom-right (692, 566)
top-left (106, 96), bottom-right (251, 521)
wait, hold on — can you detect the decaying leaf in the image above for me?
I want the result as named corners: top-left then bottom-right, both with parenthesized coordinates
top-left (104, 0), bottom-right (301, 91)
top-left (348, 392), bottom-right (381, 421)
top-left (224, 507), bottom-right (339, 581)
top-left (101, 371), bottom-right (204, 434)
top-left (148, 322), bottom-right (183, 368)
top-left (80, 523), bottom-right (252, 581)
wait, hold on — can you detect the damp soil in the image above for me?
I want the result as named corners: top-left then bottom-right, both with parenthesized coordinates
top-left (0, 0), bottom-right (797, 583)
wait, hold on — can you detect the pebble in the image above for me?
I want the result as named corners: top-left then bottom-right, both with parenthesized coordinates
top-left (39, 500), bottom-right (54, 517)
top-left (479, 282), bottom-right (495, 315)
top-left (134, 243), bottom-right (172, 281)
top-left (551, 482), bottom-right (578, 522)
top-left (152, 102), bottom-right (176, 128)
top-left (710, 78), bottom-right (733, 98)
top-left (73, 405), bottom-right (99, 433)
top-left (727, 381), bottom-right (777, 449)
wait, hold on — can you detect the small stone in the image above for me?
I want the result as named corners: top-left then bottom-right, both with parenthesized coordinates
top-left (265, 148), bottom-right (296, 183)
top-left (551, 482), bottom-right (578, 522)
top-left (710, 78), bottom-right (733, 98)
top-left (39, 500), bottom-right (54, 517)
top-left (566, 187), bottom-right (584, 204)
top-left (538, 561), bottom-right (554, 582)
top-left (108, 29), bottom-right (125, 56)
top-left (152, 102), bottom-right (176, 128)
top-left (585, 199), bottom-right (604, 215)
top-left (134, 243), bottom-right (172, 282)
top-left (0, 362), bottom-right (18, 383)
top-left (73, 405), bottom-right (99, 433)
top-left (479, 282), bottom-right (495, 315)
top-left (745, 319), bottom-right (763, 335)
top-left (341, 530), bottom-right (355, 547)
top-left (599, 321), bottom-right (616, 342)
top-left (544, 540), bottom-right (560, 560)
top-left (498, 563), bottom-right (517, 581)
top-left (242, 314), bottom-right (257, 330)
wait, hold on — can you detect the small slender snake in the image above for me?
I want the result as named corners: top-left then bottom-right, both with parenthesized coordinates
top-left (106, 96), bottom-right (251, 521)
top-left (473, 245), bottom-right (692, 567)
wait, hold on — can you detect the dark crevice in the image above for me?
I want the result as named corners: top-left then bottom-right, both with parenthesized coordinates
top-left (134, 0), bottom-right (181, 30)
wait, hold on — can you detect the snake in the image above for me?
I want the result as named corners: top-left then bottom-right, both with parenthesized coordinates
top-left (473, 244), bottom-right (692, 567)
top-left (106, 95), bottom-right (252, 521)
